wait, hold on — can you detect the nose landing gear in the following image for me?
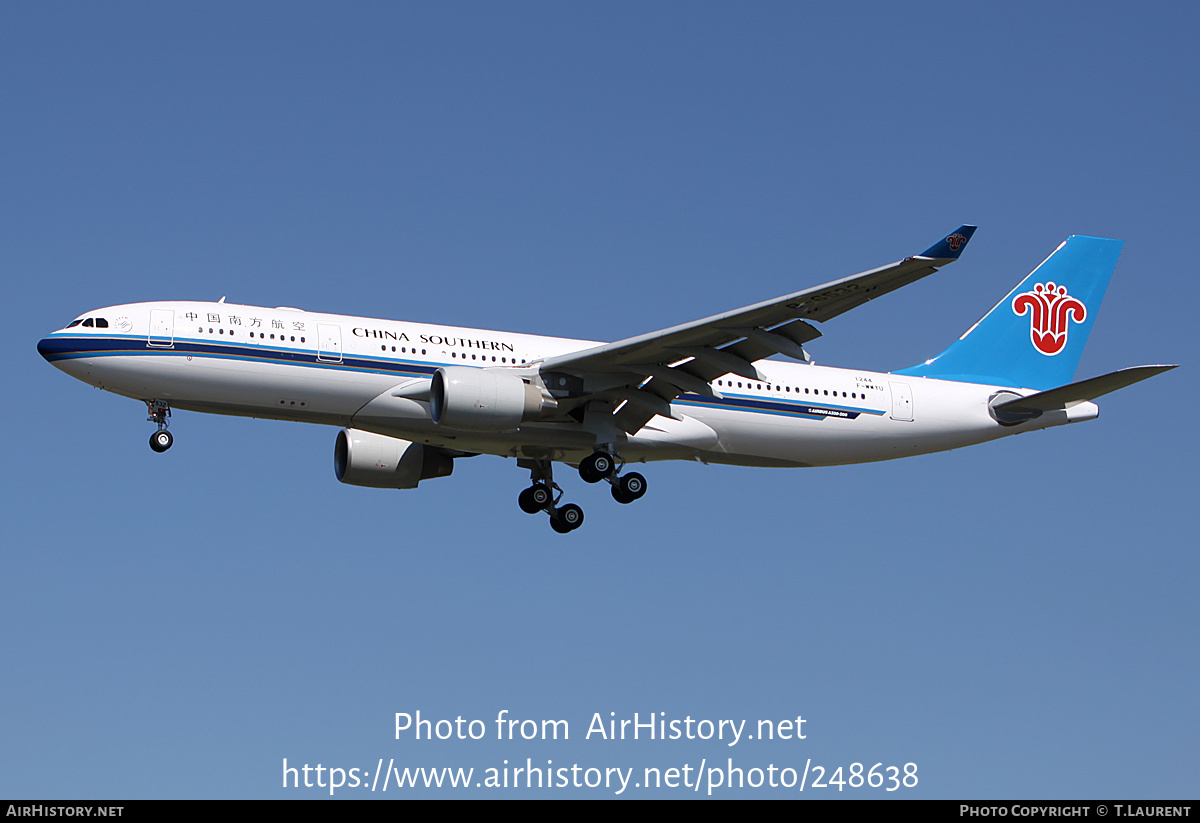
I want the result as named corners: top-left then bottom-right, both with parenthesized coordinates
top-left (147, 400), bottom-right (173, 452)
top-left (149, 429), bottom-right (174, 453)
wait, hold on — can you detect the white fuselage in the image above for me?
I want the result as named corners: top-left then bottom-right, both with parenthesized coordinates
top-left (38, 300), bottom-right (1093, 469)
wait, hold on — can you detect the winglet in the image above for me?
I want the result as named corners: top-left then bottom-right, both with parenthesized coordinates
top-left (918, 225), bottom-right (977, 261)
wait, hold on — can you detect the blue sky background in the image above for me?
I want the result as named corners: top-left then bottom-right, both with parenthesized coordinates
top-left (3, 3), bottom-right (1196, 798)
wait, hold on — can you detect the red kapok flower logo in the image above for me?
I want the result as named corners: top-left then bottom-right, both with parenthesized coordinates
top-left (1012, 281), bottom-right (1086, 356)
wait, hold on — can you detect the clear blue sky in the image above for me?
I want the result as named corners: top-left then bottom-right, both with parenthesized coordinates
top-left (3, 2), bottom-right (1195, 798)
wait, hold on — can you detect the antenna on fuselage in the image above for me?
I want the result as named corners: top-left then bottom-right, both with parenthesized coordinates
top-left (218, 296), bottom-right (226, 303)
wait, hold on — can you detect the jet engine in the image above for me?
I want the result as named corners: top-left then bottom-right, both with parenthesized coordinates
top-left (333, 429), bottom-right (454, 489)
top-left (429, 366), bottom-right (557, 430)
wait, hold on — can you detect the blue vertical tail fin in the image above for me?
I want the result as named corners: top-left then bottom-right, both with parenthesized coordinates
top-left (895, 235), bottom-right (1122, 390)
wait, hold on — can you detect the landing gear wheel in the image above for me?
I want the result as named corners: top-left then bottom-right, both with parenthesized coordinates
top-left (611, 471), bottom-right (647, 504)
top-left (518, 483), bottom-right (553, 514)
top-left (550, 503), bottom-right (584, 533)
top-left (579, 451), bottom-right (616, 483)
top-left (149, 430), bottom-right (174, 453)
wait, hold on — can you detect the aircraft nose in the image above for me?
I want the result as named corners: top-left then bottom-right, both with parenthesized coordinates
top-left (37, 335), bottom-right (73, 362)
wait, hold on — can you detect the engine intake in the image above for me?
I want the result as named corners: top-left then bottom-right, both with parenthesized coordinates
top-left (334, 429), bottom-right (453, 489)
top-left (430, 366), bottom-right (557, 430)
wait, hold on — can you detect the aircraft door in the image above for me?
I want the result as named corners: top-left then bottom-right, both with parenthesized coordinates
top-left (889, 381), bottom-right (913, 421)
top-left (148, 309), bottom-right (174, 348)
top-left (317, 323), bottom-right (343, 363)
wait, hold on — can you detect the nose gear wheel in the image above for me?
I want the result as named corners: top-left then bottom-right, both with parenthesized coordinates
top-left (146, 400), bottom-right (173, 452)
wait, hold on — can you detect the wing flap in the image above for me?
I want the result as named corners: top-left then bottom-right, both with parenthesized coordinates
top-left (614, 403), bottom-right (656, 435)
top-left (721, 338), bottom-right (780, 371)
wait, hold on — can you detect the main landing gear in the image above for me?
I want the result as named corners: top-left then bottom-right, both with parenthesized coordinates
top-left (517, 451), bottom-right (648, 534)
top-left (517, 461), bottom-right (585, 534)
top-left (611, 471), bottom-right (647, 505)
top-left (147, 400), bottom-right (173, 453)
top-left (578, 449), bottom-right (647, 505)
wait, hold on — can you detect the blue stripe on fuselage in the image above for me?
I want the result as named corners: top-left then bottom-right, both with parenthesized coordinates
top-left (38, 334), bottom-right (883, 421)
top-left (37, 333), bottom-right (438, 380)
top-left (676, 392), bottom-right (878, 421)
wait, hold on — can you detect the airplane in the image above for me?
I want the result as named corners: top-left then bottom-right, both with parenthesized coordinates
top-left (37, 227), bottom-right (1176, 533)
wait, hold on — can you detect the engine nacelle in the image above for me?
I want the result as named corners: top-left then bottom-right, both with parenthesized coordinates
top-left (333, 429), bottom-right (454, 489)
top-left (429, 366), bottom-right (557, 431)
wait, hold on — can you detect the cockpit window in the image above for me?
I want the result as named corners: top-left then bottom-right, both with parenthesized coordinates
top-left (82, 318), bottom-right (94, 327)
top-left (67, 319), bottom-right (82, 328)
top-left (95, 318), bottom-right (109, 328)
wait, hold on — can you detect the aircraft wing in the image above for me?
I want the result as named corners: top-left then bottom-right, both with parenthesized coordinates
top-left (535, 226), bottom-right (977, 433)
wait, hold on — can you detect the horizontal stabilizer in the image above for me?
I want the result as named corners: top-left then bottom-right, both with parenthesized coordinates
top-left (993, 365), bottom-right (1177, 416)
